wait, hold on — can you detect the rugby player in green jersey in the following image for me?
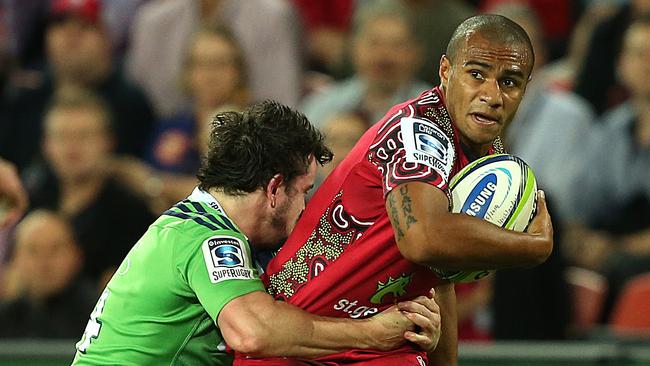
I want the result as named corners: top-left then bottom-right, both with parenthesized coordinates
top-left (72, 101), bottom-right (441, 365)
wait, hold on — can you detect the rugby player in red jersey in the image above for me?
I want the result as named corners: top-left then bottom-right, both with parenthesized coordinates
top-left (236, 14), bottom-right (554, 366)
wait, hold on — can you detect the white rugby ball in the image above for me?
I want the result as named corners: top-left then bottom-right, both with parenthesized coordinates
top-left (433, 154), bottom-right (537, 283)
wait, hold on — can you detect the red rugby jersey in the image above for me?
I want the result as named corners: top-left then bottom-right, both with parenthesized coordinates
top-left (263, 86), bottom-right (501, 362)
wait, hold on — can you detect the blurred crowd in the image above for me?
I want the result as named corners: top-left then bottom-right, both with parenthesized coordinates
top-left (0, 0), bottom-right (649, 342)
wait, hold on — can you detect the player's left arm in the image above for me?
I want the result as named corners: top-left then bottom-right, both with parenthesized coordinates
top-left (426, 281), bottom-right (458, 366)
top-left (386, 181), bottom-right (553, 270)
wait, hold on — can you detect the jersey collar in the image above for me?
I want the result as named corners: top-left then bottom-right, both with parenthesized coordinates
top-left (188, 187), bottom-right (226, 216)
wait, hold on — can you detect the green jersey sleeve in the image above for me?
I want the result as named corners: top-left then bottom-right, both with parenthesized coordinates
top-left (180, 231), bottom-right (266, 322)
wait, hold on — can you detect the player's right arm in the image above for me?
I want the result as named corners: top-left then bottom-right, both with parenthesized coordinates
top-left (386, 181), bottom-right (553, 270)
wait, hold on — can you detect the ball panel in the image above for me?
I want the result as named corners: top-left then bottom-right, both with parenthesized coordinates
top-left (504, 165), bottom-right (537, 231)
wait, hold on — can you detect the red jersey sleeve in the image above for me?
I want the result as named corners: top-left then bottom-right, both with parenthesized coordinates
top-left (367, 105), bottom-right (456, 197)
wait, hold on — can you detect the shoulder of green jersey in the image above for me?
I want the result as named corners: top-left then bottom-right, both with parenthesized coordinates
top-left (400, 116), bottom-right (455, 179)
top-left (201, 235), bottom-right (255, 284)
top-left (162, 201), bottom-right (241, 235)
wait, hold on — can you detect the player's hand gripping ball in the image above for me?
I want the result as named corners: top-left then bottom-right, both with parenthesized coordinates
top-left (433, 154), bottom-right (537, 283)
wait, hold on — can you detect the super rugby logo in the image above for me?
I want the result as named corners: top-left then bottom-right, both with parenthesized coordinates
top-left (414, 122), bottom-right (449, 161)
top-left (214, 243), bottom-right (243, 266)
top-left (202, 235), bottom-right (253, 284)
top-left (400, 117), bottom-right (454, 179)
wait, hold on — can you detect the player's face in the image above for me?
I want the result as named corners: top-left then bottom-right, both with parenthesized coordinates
top-left (267, 160), bottom-right (318, 248)
top-left (440, 32), bottom-right (532, 155)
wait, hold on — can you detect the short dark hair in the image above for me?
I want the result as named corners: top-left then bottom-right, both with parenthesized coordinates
top-left (446, 14), bottom-right (535, 71)
top-left (197, 100), bottom-right (333, 195)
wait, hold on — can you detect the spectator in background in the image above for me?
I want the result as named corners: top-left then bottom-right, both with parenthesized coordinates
top-left (0, 157), bottom-right (28, 265)
top-left (542, 2), bottom-right (619, 92)
top-left (101, 0), bottom-right (149, 57)
top-left (292, 0), bottom-right (354, 79)
top-left (126, 0), bottom-right (302, 118)
top-left (565, 15), bottom-right (650, 322)
top-left (301, 4), bottom-right (430, 128)
top-left (574, 0), bottom-right (650, 115)
top-left (0, 210), bottom-right (96, 338)
top-left (0, 0), bottom-right (50, 71)
top-left (353, 0), bottom-right (474, 85)
top-left (314, 113), bottom-right (368, 191)
top-left (112, 24), bottom-right (249, 213)
top-left (26, 89), bottom-right (154, 290)
top-left (1, 0), bottom-right (150, 70)
top-left (0, 0), bottom-right (154, 172)
top-left (147, 24), bottom-right (248, 175)
top-left (0, 158), bottom-right (28, 230)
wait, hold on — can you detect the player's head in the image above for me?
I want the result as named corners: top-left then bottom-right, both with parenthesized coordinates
top-left (439, 14), bottom-right (534, 154)
top-left (43, 88), bottom-right (114, 183)
top-left (198, 101), bottom-right (332, 246)
top-left (618, 14), bottom-right (650, 101)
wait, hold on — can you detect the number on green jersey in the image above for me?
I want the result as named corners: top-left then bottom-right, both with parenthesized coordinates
top-left (76, 289), bottom-right (110, 353)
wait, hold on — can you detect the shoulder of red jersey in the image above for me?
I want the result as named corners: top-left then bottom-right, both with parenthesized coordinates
top-left (367, 88), bottom-right (457, 192)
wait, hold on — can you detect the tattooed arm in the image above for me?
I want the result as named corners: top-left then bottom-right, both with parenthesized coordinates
top-left (385, 182), bottom-right (553, 270)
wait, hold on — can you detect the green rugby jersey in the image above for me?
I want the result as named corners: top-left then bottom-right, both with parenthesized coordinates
top-left (72, 188), bottom-right (265, 365)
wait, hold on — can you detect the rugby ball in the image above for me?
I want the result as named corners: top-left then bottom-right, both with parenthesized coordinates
top-left (433, 154), bottom-right (537, 283)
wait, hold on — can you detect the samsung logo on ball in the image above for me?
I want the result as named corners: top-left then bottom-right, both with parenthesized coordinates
top-left (462, 174), bottom-right (498, 218)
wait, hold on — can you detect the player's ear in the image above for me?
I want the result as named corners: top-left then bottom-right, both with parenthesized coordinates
top-left (439, 55), bottom-right (451, 89)
top-left (266, 174), bottom-right (284, 208)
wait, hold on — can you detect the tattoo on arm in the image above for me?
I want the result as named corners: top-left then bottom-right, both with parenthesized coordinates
top-left (399, 186), bottom-right (418, 229)
top-left (388, 192), bottom-right (405, 241)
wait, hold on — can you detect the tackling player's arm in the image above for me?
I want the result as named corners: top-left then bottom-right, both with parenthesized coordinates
top-left (188, 231), bottom-right (441, 359)
top-left (218, 290), bottom-right (440, 358)
top-left (386, 182), bottom-right (553, 270)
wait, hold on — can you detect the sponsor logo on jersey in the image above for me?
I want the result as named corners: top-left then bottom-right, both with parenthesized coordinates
top-left (400, 117), bottom-right (454, 180)
top-left (333, 298), bottom-right (379, 319)
top-left (369, 274), bottom-right (412, 304)
top-left (202, 236), bottom-right (253, 284)
top-left (462, 174), bottom-right (497, 218)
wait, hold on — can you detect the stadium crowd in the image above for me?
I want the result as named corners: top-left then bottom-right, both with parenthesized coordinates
top-left (0, 0), bottom-right (648, 344)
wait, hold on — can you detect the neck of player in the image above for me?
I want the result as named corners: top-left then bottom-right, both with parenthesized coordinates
top-left (209, 189), bottom-right (268, 244)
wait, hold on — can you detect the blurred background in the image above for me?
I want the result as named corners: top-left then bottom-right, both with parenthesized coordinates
top-left (0, 0), bottom-right (649, 364)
